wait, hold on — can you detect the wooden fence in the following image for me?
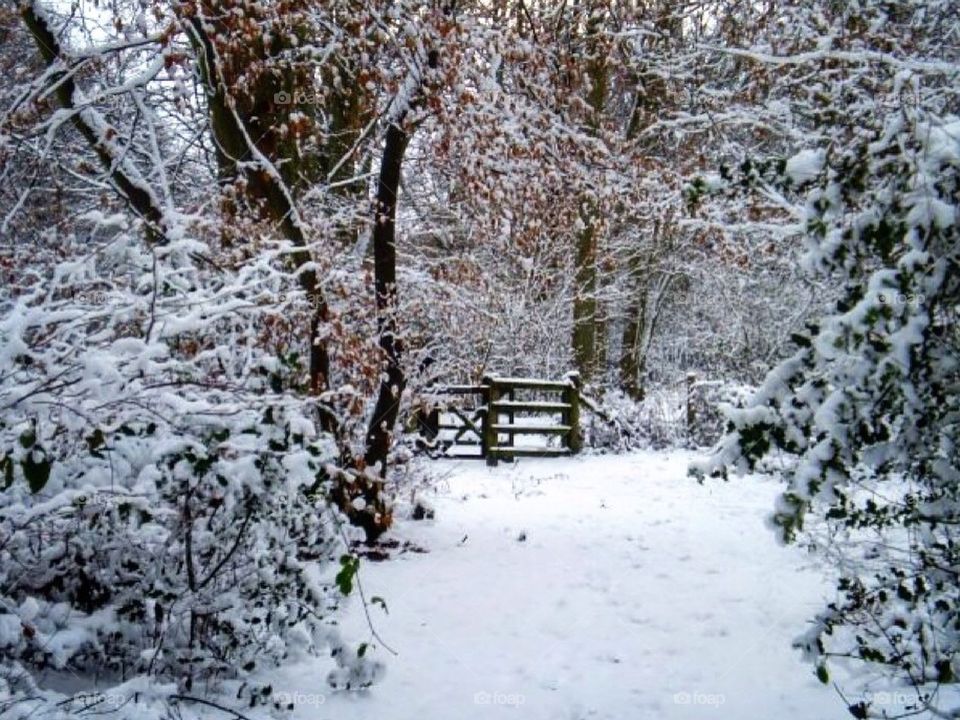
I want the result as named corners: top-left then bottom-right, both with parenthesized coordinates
top-left (418, 373), bottom-right (584, 466)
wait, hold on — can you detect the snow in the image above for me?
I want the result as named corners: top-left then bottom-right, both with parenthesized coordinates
top-left (785, 148), bottom-right (825, 185)
top-left (0, 614), bottom-right (20, 648)
top-left (260, 451), bottom-right (850, 720)
top-left (906, 195), bottom-right (956, 229)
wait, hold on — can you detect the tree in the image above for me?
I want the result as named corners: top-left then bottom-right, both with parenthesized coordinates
top-left (182, 0), bottom-right (334, 396)
top-left (363, 6), bottom-right (451, 478)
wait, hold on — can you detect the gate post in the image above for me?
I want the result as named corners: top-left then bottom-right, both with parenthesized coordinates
top-left (425, 405), bottom-right (440, 440)
top-left (566, 371), bottom-right (582, 454)
top-left (482, 374), bottom-right (499, 466)
top-left (686, 372), bottom-right (697, 440)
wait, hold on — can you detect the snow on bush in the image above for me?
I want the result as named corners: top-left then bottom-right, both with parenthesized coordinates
top-left (0, 231), bottom-right (382, 717)
top-left (694, 102), bottom-right (960, 716)
top-left (585, 381), bottom-right (754, 451)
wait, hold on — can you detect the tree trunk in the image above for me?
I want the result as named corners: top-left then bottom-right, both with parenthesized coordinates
top-left (595, 300), bottom-right (608, 383)
top-left (619, 290), bottom-right (647, 400)
top-left (185, 13), bottom-right (331, 398)
top-left (364, 121), bottom-right (409, 473)
top-left (362, 32), bottom-right (445, 476)
top-left (571, 6), bottom-right (608, 384)
top-left (572, 207), bottom-right (598, 381)
top-left (19, 4), bottom-right (167, 243)
top-left (355, 23), bottom-right (445, 541)
top-left (619, 252), bottom-right (673, 402)
top-left (335, 121), bottom-right (409, 544)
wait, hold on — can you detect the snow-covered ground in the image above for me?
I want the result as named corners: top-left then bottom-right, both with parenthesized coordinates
top-left (262, 450), bottom-right (857, 719)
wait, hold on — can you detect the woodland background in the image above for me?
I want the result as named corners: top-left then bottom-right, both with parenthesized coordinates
top-left (1, 1), bottom-right (958, 718)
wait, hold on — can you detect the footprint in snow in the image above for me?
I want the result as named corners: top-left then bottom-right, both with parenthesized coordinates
top-left (703, 626), bottom-right (731, 638)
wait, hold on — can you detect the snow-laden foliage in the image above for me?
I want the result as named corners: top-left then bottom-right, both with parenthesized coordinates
top-left (694, 1), bottom-right (960, 707)
top-left (0, 225), bottom-right (384, 716)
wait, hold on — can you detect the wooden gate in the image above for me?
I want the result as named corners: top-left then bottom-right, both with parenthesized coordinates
top-left (417, 373), bottom-right (583, 465)
top-left (418, 384), bottom-right (486, 456)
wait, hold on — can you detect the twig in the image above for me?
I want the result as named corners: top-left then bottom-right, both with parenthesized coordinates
top-left (170, 695), bottom-right (257, 720)
top-left (353, 558), bottom-right (399, 657)
top-left (333, 515), bottom-right (399, 656)
top-left (198, 505), bottom-right (254, 590)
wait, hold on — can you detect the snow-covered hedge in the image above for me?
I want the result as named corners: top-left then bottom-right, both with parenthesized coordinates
top-left (2, 407), bottom-right (335, 672)
top-left (583, 381), bottom-right (753, 451)
top-left (0, 229), bottom-right (382, 717)
top-left (694, 95), bottom-right (960, 715)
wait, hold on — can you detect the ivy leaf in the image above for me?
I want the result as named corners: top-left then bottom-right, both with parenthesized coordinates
top-left (1, 454), bottom-right (14, 490)
top-left (87, 428), bottom-right (106, 458)
top-left (87, 428), bottom-right (105, 451)
top-left (19, 429), bottom-right (36, 449)
top-left (370, 596), bottom-right (388, 615)
top-left (269, 373), bottom-right (283, 394)
top-left (848, 702), bottom-right (868, 719)
top-left (22, 452), bottom-right (51, 493)
top-left (335, 555), bottom-right (359, 595)
top-left (816, 663), bottom-right (829, 685)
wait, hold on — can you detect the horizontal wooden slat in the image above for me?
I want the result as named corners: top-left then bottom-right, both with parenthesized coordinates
top-left (490, 424), bottom-right (571, 434)
top-left (488, 446), bottom-right (571, 457)
top-left (487, 377), bottom-right (571, 390)
top-left (490, 400), bottom-right (570, 412)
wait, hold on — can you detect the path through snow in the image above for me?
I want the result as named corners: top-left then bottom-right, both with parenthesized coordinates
top-left (267, 451), bottom-right (846, 719)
